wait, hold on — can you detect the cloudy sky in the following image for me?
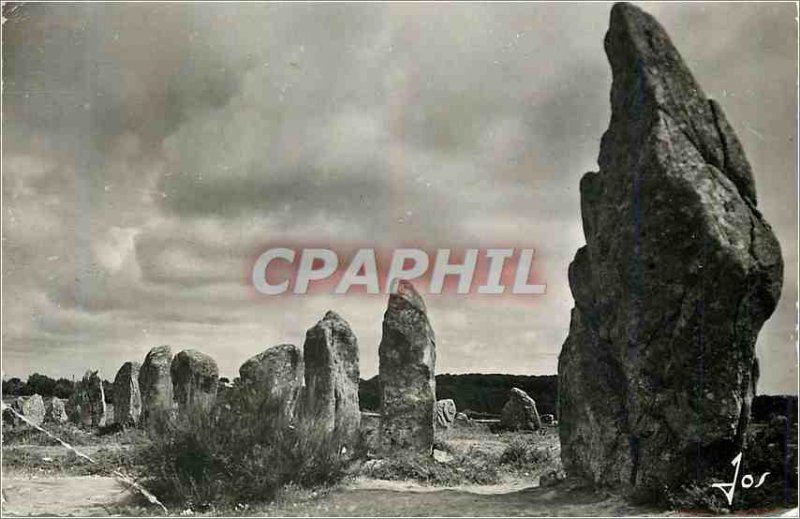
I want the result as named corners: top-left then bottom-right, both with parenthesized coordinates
top-left (2, 2), bottom-right (797, 394)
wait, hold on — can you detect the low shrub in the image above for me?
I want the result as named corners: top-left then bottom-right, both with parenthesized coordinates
top-left (499, 435), bottom-right (558, 472)
top-left (136, 388), bottom-right (351, 510)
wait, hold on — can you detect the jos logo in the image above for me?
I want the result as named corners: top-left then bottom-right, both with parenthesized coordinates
top-left (711, 452), bottom-right (770, 506)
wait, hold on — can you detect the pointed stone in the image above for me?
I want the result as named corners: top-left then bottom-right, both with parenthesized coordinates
top-left (68, 371), bottom-right (106, 427)
top-left (113, 362), bottom-right (142, 427)
top-left (378, 280), bottom-right (436, 454)
top-left (558, 2), bottom-right (783, 493)
top-left (139, 346), bottom-right (175, 423)
top-left (303, 311), bottom-right (361, 444)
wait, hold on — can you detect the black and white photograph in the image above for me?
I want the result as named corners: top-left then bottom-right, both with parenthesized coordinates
top-left (1, 1), bottom-right (798, 516)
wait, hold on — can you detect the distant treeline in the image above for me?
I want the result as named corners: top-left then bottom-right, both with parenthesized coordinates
top-left (2, 373), bottom-right (114, 403)
top-left (359, 373), bottom-right (559, 416)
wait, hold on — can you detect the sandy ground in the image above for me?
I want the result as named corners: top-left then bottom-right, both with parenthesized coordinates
top-left (0, 472), bottom-right (646, 517)
top-left (3, 472), bottom-right (799, 517)
top-left (1, 473), bottom-right (136, 516)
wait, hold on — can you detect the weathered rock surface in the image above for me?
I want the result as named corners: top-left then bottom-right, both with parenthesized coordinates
top-left (67, 371), bottom-right (106, 427)
top-left (558, 3), bottom-right (784, 493)
top-left (171, 349), bottom-right (219, 411)
top-left (239, 343), bottom-right (304, 418)
top-left (138, 346), bottom-right (175, 422)
top-left (500, 388), bottom-right (542, 431)
top-left (454, 412), bottom-right (472, 427)
top-left (435, 399), bottom-right (457, 429)
top-left (4, 394), bottom-right (45, 426)
top-left (378, 280), bottom-right (436, 454)
top-left (113, 362), bottom-right (142, 427)
top-left (303, 311), bottom-right (361, 443)
top-left (87, 371), bottom-right (107, 427)
top-left (45, 397), bottom-right (68, 423)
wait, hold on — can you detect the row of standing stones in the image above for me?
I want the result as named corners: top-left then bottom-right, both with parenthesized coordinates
top-left (5, 280), bottom-right (545, 457)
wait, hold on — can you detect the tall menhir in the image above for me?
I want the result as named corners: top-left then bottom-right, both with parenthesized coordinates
top-left (557, 3), bottom-right (783, 494)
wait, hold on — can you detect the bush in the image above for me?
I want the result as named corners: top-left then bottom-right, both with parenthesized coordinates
top-left (137, 388), bottom-right (351, 510)
top-left (499, 435), bottom-right (557, 471)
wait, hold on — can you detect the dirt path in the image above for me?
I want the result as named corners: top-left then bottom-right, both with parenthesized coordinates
top-left (1, 474), bottom-right (135, 516)
top-left (1, 474), bottom-right (649, 517)
top-left (261, 478), bottom-right (662, 517)
top-left (2, 474), bottom-right (796, 517)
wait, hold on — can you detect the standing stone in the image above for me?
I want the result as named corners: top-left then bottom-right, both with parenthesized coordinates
top-left (558, 3), bottom-right (783, 494)
top-left (86, 371), bottom-right (108, 427)
top-left (303, 311), bottom-right (361, 444)
top-left (435, 399), bottom-right (457, 429)
top-left (139, 346), bottom-right (175, 423)
top-left (239, 344), bottom-right (304, 419)
top-left (105, 403), bottom-right (115, 425)
top-left (171, 349), bottom-right (219, 412)
top-left (4, 394), bottom-right (45, 426)
top-left (67, 383), bottom-right (92, 427)
top-left (500, 388), bottom-right (542, 431)
top-left (67, 371), bottom-right (106, 427)
top-left (113, 362), bottom-right (142, 427)
top-left (45, 397), bottom-right (68, 424)
top-left (378, 280), bottom-right (436, 454)
top-left (454, 412), bottom-right (472, 427)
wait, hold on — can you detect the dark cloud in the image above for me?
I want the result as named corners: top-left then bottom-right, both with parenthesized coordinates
top-left (2, 2), bottom-right (796, 393)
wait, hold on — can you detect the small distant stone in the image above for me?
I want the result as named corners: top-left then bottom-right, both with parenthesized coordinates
top-left (45, 397), bottom-right (68, 424)
top-left (435, 399), bottom-right (457, 429)
top-left (4, 394), bottom-right (45, 426)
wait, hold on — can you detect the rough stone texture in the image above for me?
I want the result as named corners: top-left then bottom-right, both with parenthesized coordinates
top-left (171, 349), bottom-right (219, 412)
top-left (113, 362), bottom-right (142, 427)
top-left (557, 3), bottom-right (784, 493)
top-left (66, 388), bottom-right (91, 427)
top-left (87, 371), bottom-right (108, 427)
top-left (239, 343), bottom-right (304, 419)
top-left (303, 311), bottom-right (361, 444)
top-left (5, 394), bottom-right (46, 426)
top-left (139, 346), bottom-right (175, 422)
top-left (360, 411), bottom-right (382, 454)
top-left (454, 412), bottom-right (472, 427)
top-left (378, 280), bottom-right (436, 454)
top-left (500, 388), bottom-right (542, 431)
top-left (435, 399), bottom-right (457, 429)
top-left (45, 397), bottom-right (68, 424)
top-left (66, 371), bottom-right (106, 427)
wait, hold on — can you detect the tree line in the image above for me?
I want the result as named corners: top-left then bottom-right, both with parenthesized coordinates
top-left (359, 373), bottom-right (559, 416)
top-left (2, 373), bottom-right (114, 403)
